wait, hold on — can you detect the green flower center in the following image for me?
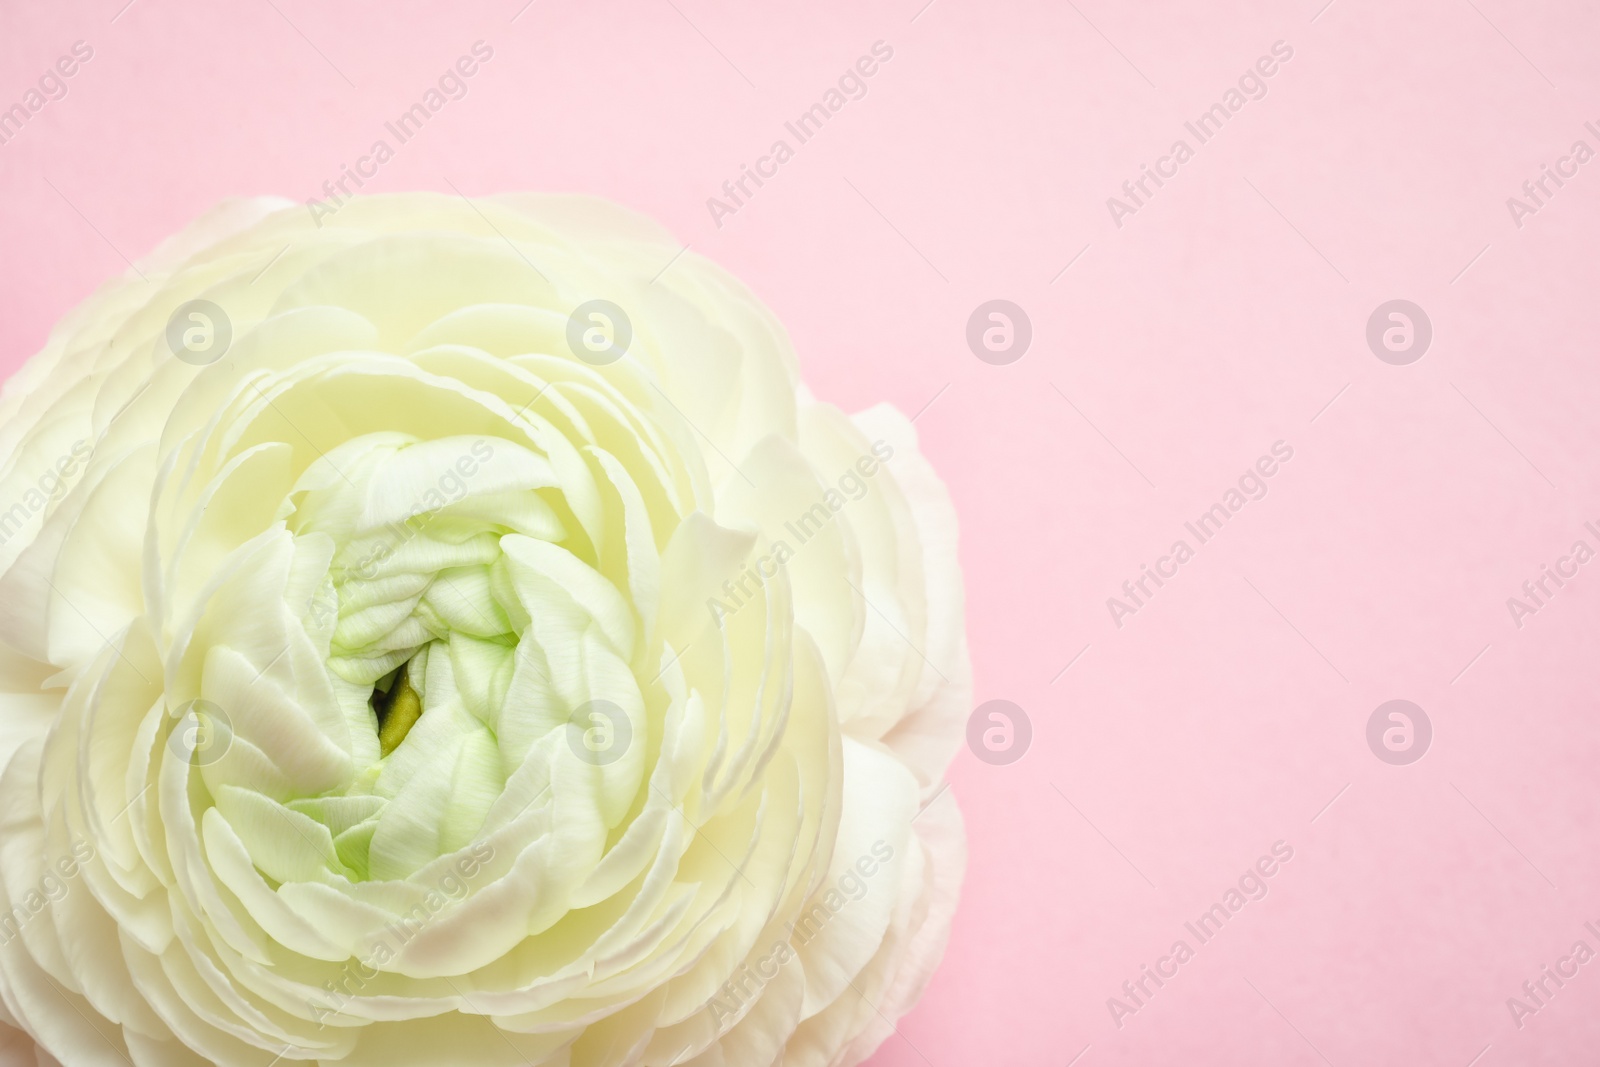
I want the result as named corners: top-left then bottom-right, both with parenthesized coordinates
top-left (371, 661), bottom-right (424, 756)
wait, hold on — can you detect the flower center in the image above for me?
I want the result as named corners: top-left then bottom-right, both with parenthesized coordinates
top-left (272, 430), bottom-right (642, 882)
top-left (371, 660), bottom-right (424, 756)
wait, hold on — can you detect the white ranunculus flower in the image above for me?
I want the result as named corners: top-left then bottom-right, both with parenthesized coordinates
top-left (0, 193), bottom-right (969, 1067)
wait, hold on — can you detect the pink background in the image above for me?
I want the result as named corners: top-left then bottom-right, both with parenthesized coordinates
top-left (5, 1), bottom-right (1600, 1063)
